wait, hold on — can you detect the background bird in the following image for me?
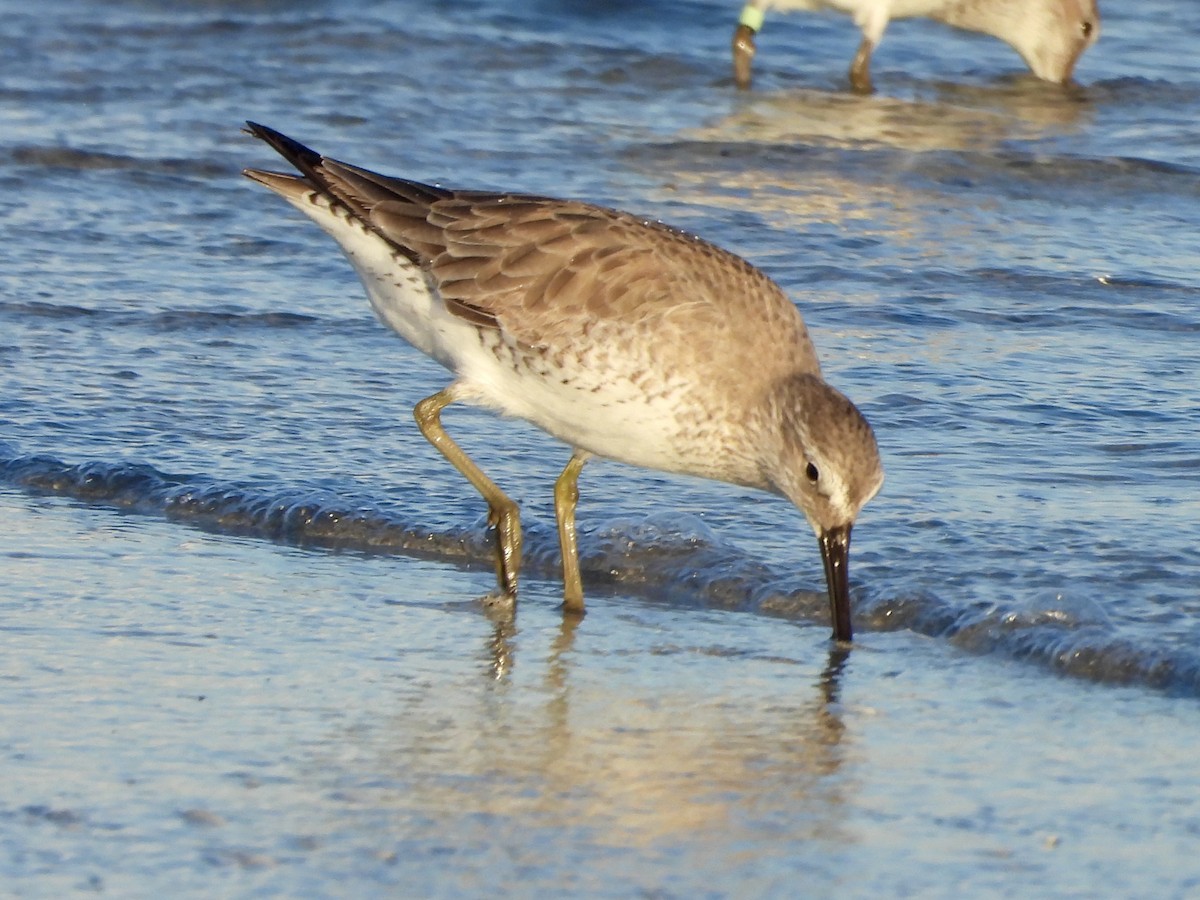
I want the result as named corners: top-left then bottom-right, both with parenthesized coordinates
top-left (732, 0), bottom-right (1100, 93)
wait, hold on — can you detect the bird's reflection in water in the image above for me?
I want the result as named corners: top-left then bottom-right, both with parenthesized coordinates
top-left (811, 644), bottom-right (850, 770)
top-left (477, 597), bottom-right (584, 682)
top-left (695, 79), bottom-right (1092, 152)
top-left (480, 598), bottom-right (519, 682)
top-left (633, 81), bottom-right (1094, 254)
top-left (422, 606), bottom-right (859, 847)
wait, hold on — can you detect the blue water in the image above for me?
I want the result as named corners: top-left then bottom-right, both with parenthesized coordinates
top-left (4, 0), bottom-right (1200, 895)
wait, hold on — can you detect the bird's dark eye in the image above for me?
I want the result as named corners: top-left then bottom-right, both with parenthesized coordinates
top-left (1082, 21), bottom-right (1093, 38)
top-left (805, 462), bottom-right (820, 483)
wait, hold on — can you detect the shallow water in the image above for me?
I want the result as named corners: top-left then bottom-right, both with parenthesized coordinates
top-left (3, 0), bottom-right (1200, 894)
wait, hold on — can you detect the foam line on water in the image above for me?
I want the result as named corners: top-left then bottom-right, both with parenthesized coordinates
top-left (4, 448), bottom-right (1200, 696)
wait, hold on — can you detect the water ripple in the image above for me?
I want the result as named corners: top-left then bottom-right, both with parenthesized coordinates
top-left (6, 449), bottom-right (1200, 697)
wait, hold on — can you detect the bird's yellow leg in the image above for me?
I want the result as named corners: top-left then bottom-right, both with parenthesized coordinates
top-left (414, 388), bottom-right (522, 599)
top-left (554, 451), bottom-right (590, 614)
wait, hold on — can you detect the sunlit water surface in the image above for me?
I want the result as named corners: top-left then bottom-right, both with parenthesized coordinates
top-left (3, 0), bottom-right (1200, 894)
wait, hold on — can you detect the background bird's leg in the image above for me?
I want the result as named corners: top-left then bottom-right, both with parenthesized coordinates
top-left (554, 451), bottom-right (590, 614)
top-left (414, 388), bottom-right (522, 599)
top-left (849, 37), bottom-right (875, 93)
top-left (732, 24), bottom-right (757, 89)
top-left (732, 2), bottom-right (764, 89)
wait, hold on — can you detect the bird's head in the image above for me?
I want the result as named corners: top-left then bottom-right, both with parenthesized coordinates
top-left (760, 373), bottom-right (884, 642)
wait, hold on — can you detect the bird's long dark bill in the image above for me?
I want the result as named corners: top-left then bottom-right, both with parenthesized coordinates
top-left (819, 525), bottom-right (853, 643)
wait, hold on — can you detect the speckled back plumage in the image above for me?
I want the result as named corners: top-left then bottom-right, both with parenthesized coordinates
top-left (327, 160), bottom-right (823, 408)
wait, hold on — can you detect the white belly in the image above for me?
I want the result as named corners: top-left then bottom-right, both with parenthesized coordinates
top-left (453, 330), bottom-right (758, 485)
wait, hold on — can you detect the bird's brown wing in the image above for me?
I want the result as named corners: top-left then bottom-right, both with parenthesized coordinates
top-left (243, 121), bottom-right (817, 377)
top-left (360, 178), bottom-right (818, 378)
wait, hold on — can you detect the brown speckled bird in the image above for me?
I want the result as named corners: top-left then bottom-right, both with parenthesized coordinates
top-left (243, 123), bottom-right (884, 641)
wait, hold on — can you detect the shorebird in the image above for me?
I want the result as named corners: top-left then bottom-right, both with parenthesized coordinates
top-left (732, 0), bottom-right (1100, 93)
top-left (243, 123), bottom-right (884, 641)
